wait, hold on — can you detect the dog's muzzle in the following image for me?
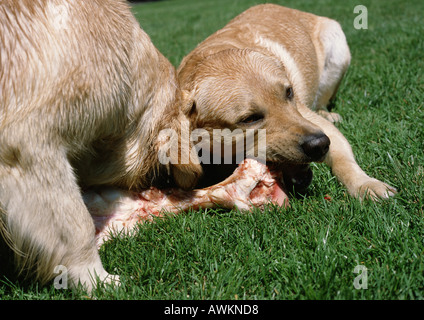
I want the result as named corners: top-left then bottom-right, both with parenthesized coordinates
top-left (300, 133), bottom-right (330, 162)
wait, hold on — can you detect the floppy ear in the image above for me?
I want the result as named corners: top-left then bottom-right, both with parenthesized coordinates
top-left (171, 114), bottom-right (202, 190)
top-left (163, 91), bottom-right (202, 190)
top-left (181, 90), bottom-right (197, 120)
top-left (157, 124), bottom-right (202, 190)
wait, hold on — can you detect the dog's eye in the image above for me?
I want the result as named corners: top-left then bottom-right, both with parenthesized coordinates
top-left (239, 113), bottom-right (264, 125)
top-left (286, 87), bottom-right (294, 100)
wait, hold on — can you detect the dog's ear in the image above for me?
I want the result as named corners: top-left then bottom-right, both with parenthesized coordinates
top-left (157, 128), bottom-right (202, 190)
top-left (162, 94), bottom-right (202, 189)
top-left (172, 114), bottom-right (202, 189)
top-left (181, 90), bottom-right (197, 121)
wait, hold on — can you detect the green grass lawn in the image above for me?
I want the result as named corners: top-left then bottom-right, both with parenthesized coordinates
top-left (1, 0), bottom-right (423, 300)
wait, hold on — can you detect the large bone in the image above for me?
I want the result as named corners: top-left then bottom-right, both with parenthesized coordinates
top-left (83, 159), bottom-right (288, 247)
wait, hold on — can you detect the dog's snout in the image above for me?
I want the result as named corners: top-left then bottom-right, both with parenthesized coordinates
top-left (301, 133), bottom-right (330, 161)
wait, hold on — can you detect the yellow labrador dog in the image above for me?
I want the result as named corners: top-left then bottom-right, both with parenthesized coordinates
top-left (178, 4), bottom-right (396, 199)
top-left (0, 0), bottom-right (201, 290)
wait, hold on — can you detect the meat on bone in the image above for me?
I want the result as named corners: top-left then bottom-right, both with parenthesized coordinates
top-left (83, 158), bottom-right (288, 247)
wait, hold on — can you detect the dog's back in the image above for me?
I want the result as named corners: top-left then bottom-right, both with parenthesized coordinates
top-left (0, 0), bottom-right (135, 152)
top-left (178, 4), bottom-right (350, 111)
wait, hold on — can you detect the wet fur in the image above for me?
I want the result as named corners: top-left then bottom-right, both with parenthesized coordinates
top-left (0, 0), bottom-right (201, 290)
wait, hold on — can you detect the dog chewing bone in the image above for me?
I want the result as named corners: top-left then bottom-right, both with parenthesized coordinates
top-left (84, 159), bottom-right (288, 247)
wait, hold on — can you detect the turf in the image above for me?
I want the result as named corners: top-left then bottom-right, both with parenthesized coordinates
top-left (1, 0), bottom-right (423, 300)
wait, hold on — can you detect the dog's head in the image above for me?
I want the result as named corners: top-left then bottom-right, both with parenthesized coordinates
top-left (179, 49), bottom-right (330, 190)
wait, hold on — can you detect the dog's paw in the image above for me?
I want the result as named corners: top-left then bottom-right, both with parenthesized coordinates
top-left (356, 178), bottom-right (397, 200)
top-left (317, 110), bottom-right (343, 123)
top-left (70, 262), bottom-right (121, 293)
top-left (102, 273), bottom-right (121, 287)
top-left (82, 272), bottom-right (121, 293)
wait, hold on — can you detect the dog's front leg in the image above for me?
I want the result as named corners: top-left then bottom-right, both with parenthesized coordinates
top-left (297, 104), bottom-right (396, 199)
top-left (0, 148), bottom-right (118, 291)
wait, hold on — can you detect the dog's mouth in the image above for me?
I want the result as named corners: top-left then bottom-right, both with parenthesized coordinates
top-left (196, 160), bottom-right (313, 206)
top-left (278, 163), bottom-right (313, 196)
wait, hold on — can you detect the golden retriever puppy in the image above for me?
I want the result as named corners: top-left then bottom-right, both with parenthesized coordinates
top-left (178, 4), bottom-right (396, 199)
top-left (0, 0), bottom-right (201, 290)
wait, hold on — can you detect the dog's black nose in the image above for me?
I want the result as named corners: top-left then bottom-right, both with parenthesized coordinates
top-left (301, 133), bottom-right (330, 161)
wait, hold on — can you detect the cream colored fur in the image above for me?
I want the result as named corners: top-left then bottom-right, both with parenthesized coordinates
top-left (178, 4), bottom-right (396, 200)
top-left (0, 0), bottom-right (201, 291)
